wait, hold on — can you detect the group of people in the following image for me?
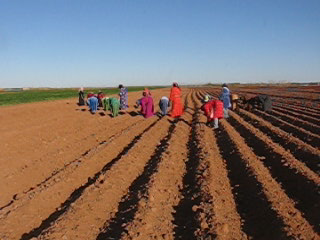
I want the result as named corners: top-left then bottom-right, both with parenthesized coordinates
top-left (200, 83), bottom-right (233, 129)
top-left (200, 83), bottom-right (272, 129)
top-left (79, 83), bottom-right (271, 128)
top-left (78, 85), bottom-right (129, 117)
top-left (78, 83), bottom-right (184, 118)
top-left (134, 82), bottom-right (184, 118)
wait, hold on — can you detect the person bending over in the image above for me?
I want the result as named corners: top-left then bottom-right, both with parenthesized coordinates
top-left (135, 91), bottom-right (155, 118)
top-left (159, 96), bottom-right (170, 116)
top-left (243, 94), bottom-right (272, 112)
top-left (88, 95), bottom-right (98, 114)
top-left (201, 95), bottom-right (224, 129)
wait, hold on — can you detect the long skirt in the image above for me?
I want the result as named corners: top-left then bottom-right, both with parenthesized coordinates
top-left (110, 99), bottom-right (120, 117)
top-left (102, 97), bottom-right (110, 111)
top-left (78, 92), bottom-right (85, 106)
top-left (170, 98), bottom-right (183, 118)
top-left (119, 89), bottom-right (128, 110)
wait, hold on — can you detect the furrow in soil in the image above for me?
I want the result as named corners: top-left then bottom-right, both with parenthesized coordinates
top-left (193, 92), bottom-right (247, 239)
top-left (273, 105), bottom-right (320, 125)
top-left (228, 111), bottom-right (320, 232)
top-left (236, 108), bottom-right (320, 174)
top-left (32, 91), bottom-right (192, 240)
top-left (253, 109), bottom-right (320, 148)
top-left (172, 91), bottom-right (215, 239)
top-left (220, 120), bottom-right (318, 239)
top-left (119, 92), bottom-right (194, 239)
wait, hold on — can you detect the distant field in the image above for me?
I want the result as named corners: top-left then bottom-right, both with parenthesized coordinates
top-left (0, 87), bottom-right (163, 106)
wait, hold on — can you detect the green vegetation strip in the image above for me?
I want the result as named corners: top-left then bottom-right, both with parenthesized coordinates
top-left (0, 87), bottom-right (164, 106)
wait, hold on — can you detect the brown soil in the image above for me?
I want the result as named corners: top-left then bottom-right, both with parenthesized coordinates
top-left (0, 87), bottom-right (319, 240)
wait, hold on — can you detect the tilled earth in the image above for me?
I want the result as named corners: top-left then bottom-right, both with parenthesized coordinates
top-left (0, 87), bottom-right (319, 240)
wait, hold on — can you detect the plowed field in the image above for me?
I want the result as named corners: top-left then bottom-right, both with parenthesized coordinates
top-left (0, 87), bottom-right (319, 240)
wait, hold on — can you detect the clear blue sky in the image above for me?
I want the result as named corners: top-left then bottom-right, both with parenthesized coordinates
top-left (0, 0), bottom-right (319, 87)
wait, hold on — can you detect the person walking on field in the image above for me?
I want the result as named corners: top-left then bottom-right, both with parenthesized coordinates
top-left (78, 87), bottom-right (85, 106)
top-left (118, 84), bottom-right (129, 110)
top-left (169, 82), bottom-right (183, 118)
top-left (219, 83), bottom-right (231, 118)
top-left (159, 96), bottom-right (170, 116)
top-left (135, 91), bottom-right (154, 118)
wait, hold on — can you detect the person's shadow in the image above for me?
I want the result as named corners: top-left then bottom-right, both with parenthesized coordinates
top-left (128, 111), bottom-right (140, 117)
top-left (156, 112), bottom-right (165, 118)
top-left (167, 118), bottom-right (191, 126)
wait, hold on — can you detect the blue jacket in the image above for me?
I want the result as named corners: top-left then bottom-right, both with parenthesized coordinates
top-left (220, 87), bottom-right (231, 109)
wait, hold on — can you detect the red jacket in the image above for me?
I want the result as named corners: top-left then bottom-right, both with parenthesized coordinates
top-left (212, 100), bottom-right (224, 118)
top-left (201, 100), bottom-right (224, 119)
top-left (201, 101), bottom-right (213, 119)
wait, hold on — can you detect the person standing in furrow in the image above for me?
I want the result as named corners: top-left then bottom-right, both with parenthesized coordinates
top-left (219, 83), bottom-right (231, 118)
top-left (118, 84), bottom-right (129, 110)
top-left (78, 87), bottom-right (85, 106)
top-left (169, 82), bottom-right (184, 118)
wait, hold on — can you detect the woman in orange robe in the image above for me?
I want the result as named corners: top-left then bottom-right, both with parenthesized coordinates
top-left (169, 82), bottom-right (183, 117)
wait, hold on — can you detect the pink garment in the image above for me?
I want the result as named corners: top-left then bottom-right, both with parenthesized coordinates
top-left (141, 96), bottom-right (154, 118)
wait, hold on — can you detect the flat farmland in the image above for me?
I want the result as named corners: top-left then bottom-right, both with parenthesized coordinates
top-left (0, 87), bottom-right (319, 239)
